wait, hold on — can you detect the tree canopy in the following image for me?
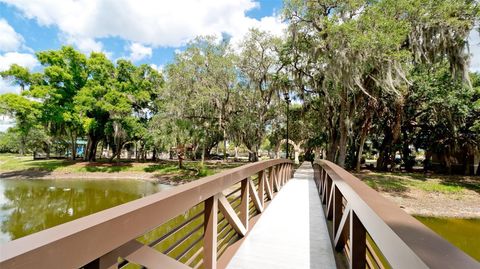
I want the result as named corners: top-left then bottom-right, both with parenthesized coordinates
top-left (0, 0), bottom-right (479, 174)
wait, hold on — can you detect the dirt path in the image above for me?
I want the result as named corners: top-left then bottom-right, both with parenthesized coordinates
top-left (380, 189), bottom-right (480, 218)
top-left (354, 172), bottom-right (480, 218)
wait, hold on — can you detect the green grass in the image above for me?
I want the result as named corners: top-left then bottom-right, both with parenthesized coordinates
top-left (0, 154), bottom-right (74, 171)
top-left (357, 171), bottom-right (479, 194)
top-left (0, 153), bottom-right (243, 181)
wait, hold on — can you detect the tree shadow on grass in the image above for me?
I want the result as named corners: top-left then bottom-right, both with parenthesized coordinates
top-left (20, 159), bottom-right (77, 172)
top-left (399, 172), bottom-right (480, 195)
top-left (144, 163), bottom-right (181, 173)
top-left (356, 173), bottom-right (410, 195)
top-left (0, 159), bottom-right (77, 178)
top-left (82, 162), bottom-right (133, 173)
top-left (438, 177), bottom-right (480, 195)
top-left (0, 169), bottom-right (54, 179)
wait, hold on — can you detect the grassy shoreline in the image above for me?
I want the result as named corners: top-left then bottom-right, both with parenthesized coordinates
top-left (0, 154), bottom-right (243, 184)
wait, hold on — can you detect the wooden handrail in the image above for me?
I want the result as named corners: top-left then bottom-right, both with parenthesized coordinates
top-left (314, 160), bottom-right (479, 269)
top-left (0, 159), bottom-right (293, 269)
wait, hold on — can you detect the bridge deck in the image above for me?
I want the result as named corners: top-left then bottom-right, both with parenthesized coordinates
top-left (226, 162), bottom-right (337, 269)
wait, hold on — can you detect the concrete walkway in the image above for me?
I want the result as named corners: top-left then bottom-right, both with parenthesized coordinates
top-left (227, 162), bottom-right (336, 269)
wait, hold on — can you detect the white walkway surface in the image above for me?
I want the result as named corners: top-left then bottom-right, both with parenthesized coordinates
top-left (226, 162), bottom-right (337, 269)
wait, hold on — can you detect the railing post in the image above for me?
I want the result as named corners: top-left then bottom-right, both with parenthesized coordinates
top-left (240, 178), bottom-right (250, 230)
top-left (326, 182), bottom-right (334, 220)
top-left (278, 164), bottom-right (283, 187)
top-left (333, 186), bottom-right (342, 235)
top-left (258, 170), bottom-right (265, 208)
top-left (204, 195), bottom-right (218, 269)
top-left (273, 165), bottom-right (280, 191)
top-left (350, 211), bottom-right (366, 269)
top-left (266, 167), bottom-right (274, 200)
top-left (287, 163), bottom-right (292, 181)
top-left (83, 255), bottom-right (117, 269)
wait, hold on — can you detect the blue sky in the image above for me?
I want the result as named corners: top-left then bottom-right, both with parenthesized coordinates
top-left (0, 0), bottom-right (284, 73)
top-left (0, 0), bottom-right (285, 130)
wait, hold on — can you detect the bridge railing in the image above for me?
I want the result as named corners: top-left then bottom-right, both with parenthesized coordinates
top-left (314, 160), bottom-right (479, 269)
top-left (0, 159), bottom-right (293, 269)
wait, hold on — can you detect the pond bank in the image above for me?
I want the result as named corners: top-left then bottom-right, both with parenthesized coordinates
top-left (0, 170), bottom-right (184, 185)
top-left (0, 156), bottom-right (244, 185)
top-left (355, 171), bottom-right (480, 218)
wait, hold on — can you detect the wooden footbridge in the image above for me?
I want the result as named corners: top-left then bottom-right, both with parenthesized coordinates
top-left (0, 160), bottom-right (478, 269)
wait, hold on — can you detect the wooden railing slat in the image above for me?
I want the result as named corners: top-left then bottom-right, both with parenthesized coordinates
top-left (334, 204), bottom-right (351, 251)
top-left (123, 241), bottom-right (190, 269)
top-left (218, 194), bottom-right (247, 236)
top-left (203, 195), bottom-right (218, 269)
top-left (248, 178), bottom-right (263, 213)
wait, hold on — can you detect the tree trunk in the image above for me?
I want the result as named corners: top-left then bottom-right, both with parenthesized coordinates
top-left (86, 135), bottom-right (98, 162)
top-left (234, 146), bottom-right (239, 161)
top-left (326, 134), bottom-right (339, 162)
top-left (223, 137), bottom-right (227, 162)
top-left (355, 133), bottom-right (368, 172)
top-left (355, 114), bottom-right (372, 172)
top-left (222, 122), bottom-right (227, 161)
top-left (45, 142), bottom-right (50, 159)
top-left (84, 138), bottom-right (91, 161)
top-left (337, 89), bottom-right (349, 168)
top-left (92, 141), bottom-right (97, 161)
top-left (109, 143), bottom-right (122, 162)
top-left (201, 142), bottom-right (206, 166)
top-left (377, 100), bottom-right (403, 171)
top-left (152, 148), bottom-right (157, 161)
top-left (377, 134), bottom-right (393, 171)
top-left (70, 132), bottom-right (77, 161)
top-left (19, 136), bottom-right (26, 155)
top-left (248, 146), bottom-right (259, 162)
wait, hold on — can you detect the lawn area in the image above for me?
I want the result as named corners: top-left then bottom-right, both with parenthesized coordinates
top-left (355, 171), bottom-right (480, 195)
top-left (0, 153), bottom-right (244, 182)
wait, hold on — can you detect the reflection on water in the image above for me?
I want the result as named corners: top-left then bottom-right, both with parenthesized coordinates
top-left (415, 216), bottom-right (480, 261)
top-left (0, 179), bottom-right (170, 243)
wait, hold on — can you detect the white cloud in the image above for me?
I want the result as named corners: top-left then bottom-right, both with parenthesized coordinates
top-left (63, 35), bottom-right (104, 54)
top-left (0, 18), bottom-right (24, 52)
top-left (0, 79), bottom-right (20, 94)
top-left (229, 15), bottom-right (287, 47)
top-left (128, 42), bottom-right (152, 62)
top-left (150, 64), bottom-right (163, 73)
top-left (469, 29), bottom-right (480, 72)
top-left (0, 52), bottom-right (38, 71)
top-left (0, 0), bottom-right (285, 48)
top-left (0, 52), bottom-right (38, 95)
top-left (0, 115), bottom-right (15, 132)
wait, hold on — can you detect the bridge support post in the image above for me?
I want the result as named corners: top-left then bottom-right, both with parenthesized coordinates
top-left (350, 211), bottom-right (366, 269)
top-left (333, 186), bottom-right (343, 236)
top-left (204, 195), bottom-right (218, 269)
top-left (240, 178), bottom-right (250, 230)
top-left (258, 170), bottom-right (265, 208)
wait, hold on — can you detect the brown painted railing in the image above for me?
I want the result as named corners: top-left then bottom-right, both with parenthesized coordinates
top-left (0, 159), bottom-right (293, 269)
top-left (314, 160), bottom-right (479, 269)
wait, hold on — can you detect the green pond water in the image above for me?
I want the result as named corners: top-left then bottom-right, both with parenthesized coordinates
top-left (0, 179), bottom-right (171, 243)
top-left (0, 179), bottom-right (478, 265)
top-left (415, 216), bottom-right (480, 261)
